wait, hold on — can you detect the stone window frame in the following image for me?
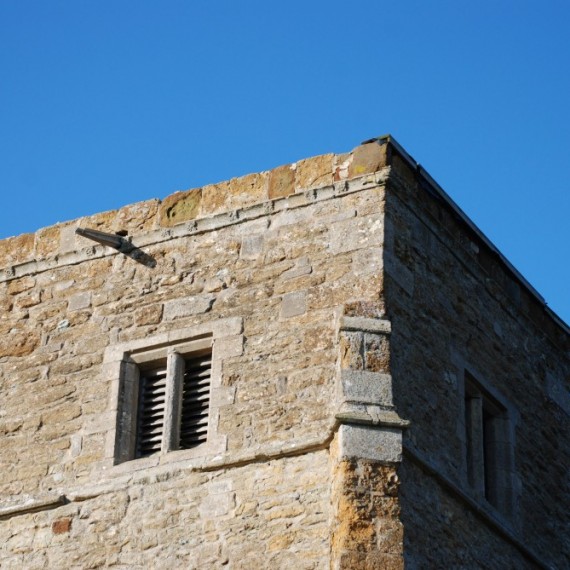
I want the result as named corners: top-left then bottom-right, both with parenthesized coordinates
top-left (102, 318), bottom-right (242, 472)
top-left (459, 368), bottom-right (517, 518)
top-left (119, 336), bottom-right (213, 462)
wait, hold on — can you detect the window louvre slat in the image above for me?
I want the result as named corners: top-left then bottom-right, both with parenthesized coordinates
top-left (179, 353), bottom-right (211, 450)
top-left (136, 366), bottom-right (167, 458)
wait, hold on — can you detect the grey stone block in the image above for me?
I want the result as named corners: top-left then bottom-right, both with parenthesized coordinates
top-left (240, 235), bottom-right (264, 259)
top-left (68, 292), bottom-right (91, 312)
top-left (338, 424), bottom-right (403, 462)
top-left (340, 369), bottom-right (393, 406)
top-left (281, 291), bottom-right (306, 318)
top-left (340, 316), bottom-right (391, 334)
top-left (329, 215), bottom-right (384, 254)
top-left (282, 257), bottom-right (312, 280)
top-left (163, 295), bottom-right (215, 320)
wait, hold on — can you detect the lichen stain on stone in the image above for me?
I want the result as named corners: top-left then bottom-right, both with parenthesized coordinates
top-left (332, 459), bottom-right (404, 569)
top-left (159, 189), bottom-right (202, 227)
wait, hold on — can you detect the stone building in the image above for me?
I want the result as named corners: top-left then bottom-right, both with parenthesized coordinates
top-left (0, 136), bottom-right (568, 569)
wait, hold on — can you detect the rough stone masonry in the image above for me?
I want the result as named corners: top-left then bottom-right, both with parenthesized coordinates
top-left (0, 136), bottom-right (568, 569)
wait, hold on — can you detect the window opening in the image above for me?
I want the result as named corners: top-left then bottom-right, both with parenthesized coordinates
top-left (180, 353), bottom-right (212, 450)
top-left (121, 343), bottom-right (212, 462)
top-left (136, 364), bottom-right (167, 458)
top-left (464, 373), bottom-right (510, 512)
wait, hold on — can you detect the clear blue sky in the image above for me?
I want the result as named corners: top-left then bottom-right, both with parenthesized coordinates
top-left (1, 1), bottom-right (568, 324)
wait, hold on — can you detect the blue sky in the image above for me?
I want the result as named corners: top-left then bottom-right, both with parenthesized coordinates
top-left (1, 1), bottom-right (568, 324)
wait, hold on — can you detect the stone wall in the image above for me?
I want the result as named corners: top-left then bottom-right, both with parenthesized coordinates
top-left (1, 137), bottom-right (567, 569)
top-left (0, 142), bottom-right (406, 568)
top-left (1, 452), bottom-right (331, 569)
top-left (385, 154), bottom-right (569, 569)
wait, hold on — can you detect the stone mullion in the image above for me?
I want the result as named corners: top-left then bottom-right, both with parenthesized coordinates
top-left (162, 351), bottom-right (185, 453)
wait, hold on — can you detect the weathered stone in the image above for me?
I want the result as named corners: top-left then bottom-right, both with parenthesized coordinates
top-left (68, 292), bottom-right (91, 311)
top-left (159, 188), bottom-right (202, 227)
top-left (268, 164), bottom-right (295, 200)
top-left (201, 180), bottom-right (230, 215)
top-left (338, 424), bottom-right (402, 462)
top-left (348, 142), bottom-right (388, 178)
top-left (51, 518), bottom-right (72, 534)
top-left (280, 290), bottom-right (306, 318)
top-left (135, 304), bottom-right (163, 326)
top-left (15, 291), bottom-right (41, 309)
top-left (58, 222), bottom-right (80, 254)
top-left (202, 172), bottom-right (267, 215)
top-left (295, 154), bottom-right (334, 191)
top-left (240, 235), bottom-right (264, 260)
top-left (334, 152), bottom-right (352, 181)
top-left (7, 276), bottom-right (36, 295)
top-left (340, 369), bottom-right (393, 405)
top-left (163, 295), bottom-right (215, 320)
top-left (116, 199), bottom-right (160, 231)
top-left (0, 233), bottom-right (34, 268)
top-left (0, 330), bottom-right (40, 357)
top-left (35, 225), bottom-right (61, 260)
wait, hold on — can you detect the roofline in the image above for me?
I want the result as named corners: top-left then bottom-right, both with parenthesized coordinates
top-left (363, 134), bottom-right (569, 335)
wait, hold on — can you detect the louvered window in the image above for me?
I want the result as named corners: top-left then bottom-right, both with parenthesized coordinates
top-left (136, 366), bottom-right (168, 458)
top-left (124, 343), bottom-right (212, 461)
top-left (180, 353), bottom-right (212, 449)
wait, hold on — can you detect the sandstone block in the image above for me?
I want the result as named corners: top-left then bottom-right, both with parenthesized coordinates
top-left (116, 199), bottom-right (159, 231)
top-left (7, 276), bottom-right (36, 295)
top-left (0, 330), bottom-right (40, 357)
top-left (202, 180), bottom-right (231, 215)
top-left (268, 164), bottom-right (295, 200)
top-left (52, 518), bottom-right (72, 535)
top-left (35, 225), bottom-right (61, 260)
top-left (228, 172), bottom-right (267, 210)
top-left (348, 142), bottom-right (388, 178)
top-left (215, 335), bottom-right (244, 359)
top-left (0, 233), bottom-right (34, 268)
top-left (159, 188), bottom-right (202, 227)
top-left (135, 304), bottom-right (163, 326)
top-left (202, 172), bottom-right (268, 216)
top-left (296, 154), bottom-right (334, 191)
top-left (59, 222), bottom-right (80, 254)
top-left (68, 292), bottom-right (91, 312)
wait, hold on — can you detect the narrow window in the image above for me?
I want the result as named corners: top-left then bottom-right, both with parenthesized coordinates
top-left (136, 364), bottom-right (168, 458)
top-left (464, 373), bottom-right (512, 513)
top-left (125, 346), bottom-right (212, 461)
top-left (180, 352), bottom-right (212, 449)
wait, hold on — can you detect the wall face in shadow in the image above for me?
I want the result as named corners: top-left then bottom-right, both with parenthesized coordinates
top-left (384, 156), bottom-right (569, 569)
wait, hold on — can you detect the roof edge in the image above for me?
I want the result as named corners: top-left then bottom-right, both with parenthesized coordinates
top-left (364, 134), bottom-right (568, 335)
